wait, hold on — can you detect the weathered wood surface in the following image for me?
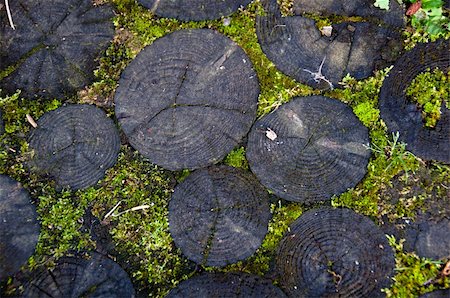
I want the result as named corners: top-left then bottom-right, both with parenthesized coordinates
top-left (28, 104), bottom-right (120, 190)
top-left (115, 29), bottom-right (259, 170)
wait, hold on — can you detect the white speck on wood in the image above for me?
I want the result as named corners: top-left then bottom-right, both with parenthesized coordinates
top-left (320, 25), bottom-right (333, 37)
top-left (266, 127), bottom-right (277, 140)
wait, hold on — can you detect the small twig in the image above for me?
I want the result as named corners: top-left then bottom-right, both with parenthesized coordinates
top-left (26, 114), bottom-right (38, 128)
top-left (302, 56), bottom-right (334, 90)
top-left (103, 200), bottom-right (122, 220)
top-left (5, 0), bottom-right (15, 30)
top-left (112, 205), bottom-right (150, 217)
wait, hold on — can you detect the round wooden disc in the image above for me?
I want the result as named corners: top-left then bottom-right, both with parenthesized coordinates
top-left (379, 39), bottom-right (450, 163)
top-left (167, 272), bottom-right (286, 297)
top-left (0, 175), bottom-right (39, 280)
top-left (293, 0), bottom-right (405, 28)
top-left (138, 0), bottom-right (252, 21)
top-left (420, 289), bottom-right (450, 298)
top-left (23, 252), bottom-right (135, 297)
top-left (276, 207), bottom-right (395, 297)
top-left (256, 0), bottom-right (404, 89)
top-left (28, 104), bottom-right (121, 190)
top-left (246, 96), bottom-right (370, 203)
top-left (0, 0), bottom-right (114, 99)
top-left (115, 29), bottom-right (259, 171)
top-left (168, 166), bottom-right (271, 267)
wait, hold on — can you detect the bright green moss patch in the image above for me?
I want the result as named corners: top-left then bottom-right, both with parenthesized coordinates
top-left (406, 68), bottom-right (449, 128)
top-left (384, 236), bottom-right (450, 297)
top-left (224, 147), bottom-right (249, 169)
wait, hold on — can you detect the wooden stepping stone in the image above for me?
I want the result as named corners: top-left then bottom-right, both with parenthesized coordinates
top-left (22, 252), bottom-right (135, 297)
top-left (379, 39), bottom-right (450, 163)
top-left (115, 29), bottom-right (259, 171)
top-left (168, 166), bottom-right (270, 267)
top-left (0, 175), bottom-right (39, 280)
top-left (275, 207), bottom-right (395, 297)
top-left (167, 272), bottom-right (286, 297)
top-left (256, 0), bottom-right (404, 89)
top-left (246, 96), bottom-right (370, 203)
top-left (28, 104), bottom-right (120, 190)
top-left (294, 0), bottom-right (405, 27)
top-left (386, 215), bottom-right (450, 261)
top-left (420, 289), bottom-right (450, 298)
top-left (0, 0), bottom-right (114, 99)
top-left (138, 0), bottom-right (252, 21)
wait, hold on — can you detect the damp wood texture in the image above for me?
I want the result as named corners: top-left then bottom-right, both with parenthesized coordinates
top-left (168, 166), bottom-right (271, 267)
top-left (256, 0), bottom-right (404, 89)
top-left (379, 39), bottom-right (450, 163)
top-left (390, 213), bottom-right (450, 261)
top-left (246, 96), bottom-right (370, 203)
top-left (0, 175), bottom-right (39, 280)
top-left (0, 0), bottom-right (114, 99)
top-left (22, 252), bottom-right (135, 297)
top-left (28, 104), bottom-right (120, 190)
top-left (275, 207), bottom-right (395, 297)
top-left (420, 289), bottom-right (450, 298)
top-left (166, 272), bottom-right (286, 297)
top-left (138, 0), bottom-right (252, 21)
top-left (115, 29), bottom-right (259, 171)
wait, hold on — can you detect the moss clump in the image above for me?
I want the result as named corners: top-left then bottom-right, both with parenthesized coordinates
top-left (224, 147), bottom-right (249, 169)
top-left (406, 68), bottom-right (449, 128)
top-left (84, 147), bottom-right (189, 297)
top-left (384, 236), bottom-right (450, 297)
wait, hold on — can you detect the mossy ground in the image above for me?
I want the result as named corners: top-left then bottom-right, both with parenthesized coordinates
top-left (0, 0), bottom-right (449, 297)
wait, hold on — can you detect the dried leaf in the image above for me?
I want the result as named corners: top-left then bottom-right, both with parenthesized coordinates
top-left (406, 1), bottom-right (422, 16)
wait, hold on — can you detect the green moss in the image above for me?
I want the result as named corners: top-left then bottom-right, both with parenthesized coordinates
top-left (1, 1), bottom-right (449, 297)
top-left (406, 68), bottom-right (449, 128)
top-left (224, 147), bottom-right (249, 169)
top-left (384, 236), bottom-right (450, 297)
top-left (0, 90), bottom-right (61, 177)
top-left (82, 147), bottom-right (189, 297)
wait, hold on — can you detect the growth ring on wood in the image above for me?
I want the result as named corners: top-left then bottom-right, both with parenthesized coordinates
top-left (246, 96), bottom-right (370, 203)
top-left (115, 29), bottom-right (259, 170)
top-left (168, 166), bottom-right (271, 267)
top-left (28, 104), bottom-right (120, 190)
top-left (256, 0), bottom-right (404, 89)
top-left (0, 175), bottom-right (39, 280)
top-left (23, 252), bottom-right (135, 297)
top-left (379, 39), bottom-right (450, 163)
top-left (138, 0), bottom-right (252, 21)
top-left (0, 0), bottom-right (114, 99)
top-left (167, 272), bottom-right (286, 297)
top-left (276, 207), bottom-right (395, 297)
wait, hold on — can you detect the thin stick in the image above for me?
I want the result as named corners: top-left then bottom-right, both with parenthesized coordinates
top-left (5, 0), bottom-right (16, 30)
top-left (103, 200), bottom-right (122, 220)
top-left (26, 114), bottom-right (38, 128)
top-left (112, 205), bottom-right (150, 217)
